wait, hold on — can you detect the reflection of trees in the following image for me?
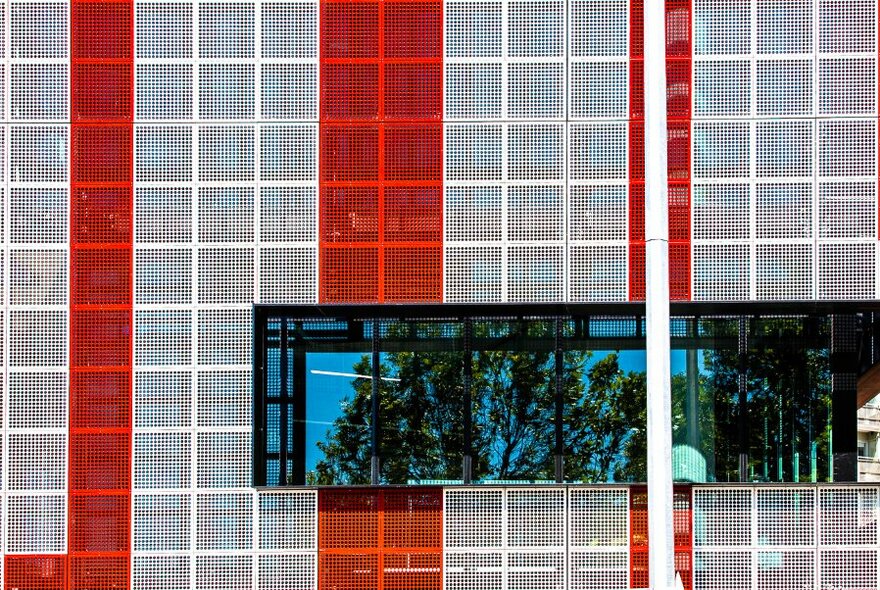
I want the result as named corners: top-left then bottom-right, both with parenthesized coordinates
top-left (311, 347), bottom-right (654, 485)
top-left (309, 318), bottom-right (832, 485)
top-left (701, 318), bottom-right (831, 482)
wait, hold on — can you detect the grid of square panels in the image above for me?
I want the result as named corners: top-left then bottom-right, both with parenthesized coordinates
top-left (444, 122), bottom-right (566, 301)
top-left (444, 0), bottom-right (575, 302)
top-left (319, 489), bottom-right (441, 590)
top-left (132, 3), bottom-right (319, 588)
top-left (319, 0), bottom-right (443, 303)
top-left (693, 486), bottom-right (880, 590)
top-left (444, 487), bottom-right (567, 590)
top-left (692, 0), bottom-right (878, 300)
top-left (69, 0), bottom-right (134, 584)
top-left (567, 0), bottom-right (630, 302)
top-left (2, 0), bottom-right (70, 576)
top-left (628, 0), bottom-right (692, 301)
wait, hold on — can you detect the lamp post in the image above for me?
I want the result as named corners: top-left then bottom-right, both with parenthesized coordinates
top-left (644, 0), bottom-right (676, 588)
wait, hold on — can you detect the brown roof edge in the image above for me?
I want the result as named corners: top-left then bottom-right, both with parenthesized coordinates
top-left (858, 361), bottom-right (880, 408)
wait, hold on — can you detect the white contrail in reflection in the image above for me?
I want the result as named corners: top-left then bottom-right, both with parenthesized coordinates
top-left (309, 369), bottom-right (401, 382)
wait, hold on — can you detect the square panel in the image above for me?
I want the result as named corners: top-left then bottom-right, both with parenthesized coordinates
top-left (694, 60), bottom-right (750, 117)
top-left (508, 63), bottom-right (565, 119)
top-left (11, 3), bottom-right (68, 59)
top-left (135, 187), bottom-right (192, 244)
top-left (445, 64), bottom-right (502, 119)
top-left (509, 186), bottom-right (564, 241)
top-left (7, 433), bottom-right (66, 491)
top-left (136, 64), bottom-right (194, 120)
top-left (445, 246), bottom-right (502, 302)
top-left (198, 126), bottom-right (255, 182)
top-left (260, 187), bottom-right (317, 243)
top-left (71, 370), bottom-right (130, 430)
top-left (508, 245), bottom-right (564, 302)
top-left (134, 371), bottom-right (191, 429)
top-left (570, 62), bottom-right (628, 119)
top-left (445, 187), bottom-right (502, 242)
top-left (259, 247), bottom-right (318, 304)
top-left (196, 434), bottom-right (252, 488)
top-left (384, 2), bottom-right (441, 58)
top-left (199, 3), bottom-right (255, 58)
top-left (446, 1), bottom-right (502, 57)
top-left (693, 244), bottom-right (750, 301)
top-left (136, 2), bottom-right (193, 59)
top-left (199, 64), bottom-right (256, 120)
top-left (263, 2), bottom-right (317, 58)
top-left (70, 432), bottom-right (131, 490)
top-left (569, 245), bottom-right (628, 302)
top-left (445, 125), bottom-right (503, 181)
top-left (133, 556), bottom-right (191, 590)
top-left (262, 64), bottom-right (318, 121)
top-left (198, 187), bottom-right (254, 242)
top-left (73, 63), bottom-right (132, 121)
top-left (69, 494), bottom-right (129, 553)
top-left (72, 1), bottom-right (132, 59)
top-left (509, 124), bottom-right (564, 181)
top-left (72, 125), bottom-right (132, 184)
top-left (134, 433), bottom-right (191, 489)
top-left (321, 2), bottom-right (379, 58)
top-left (197, 247), bottom-right (255, 304)
top-left (11, 64), bottom-right (68, 120)
top-left (384, 246), bottom-right (442, 302)
top-left (132, 494), bottom-right (192, 552)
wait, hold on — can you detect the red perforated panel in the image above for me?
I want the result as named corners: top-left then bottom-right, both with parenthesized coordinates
top-left (72, 126), bottom-right (133, 183)
top-left (72, 64), bottom-right (132, 121)
top-left (71, 2), bottom-right (132, 59)
top-left (384, 125), bottom-right (442, 181)
top-left (69, 495), bottom-right (129, 553)
top-left (629, 0), bottom-right (692, 301)
top-left (630, 486), bottom-right (693, 590)
top-left (384, 246), bottom-right (442, 302)
top-left (70, 371), bottom-right (131, 429)
top-left (318, 488), bottom-right (443, 590)
top-left (71, 310), bottom-right (132, 368)
top-left (383, 187), bottom-right (442, 242)
top-left (320, 247), bottom-right (381, 303)
top-left (72, 188), bottom-right (133, 244)
top-left (319, 0), bottom-right (442, 303)
top-left (70, 433), bottom-right (132, 491)
top-left (72, 248), bottom-right (132, 306)
top-left (319, 554), bottom-right (379, 590)
top-left (4, 556), bottom-right (67, 590)
top-left (68, 2), bottom-right (133, 588)
top-left (68, 557), bottom-right (128, 590)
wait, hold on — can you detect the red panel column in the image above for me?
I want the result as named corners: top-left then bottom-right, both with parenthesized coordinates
top-left (630, 486), bottom-right (693, 590)
top-left (319, 0), bottom-right (442, 302)
top-left (68, 2), bottom-right (132, 589)
top-left (629, 0), bottom-right (692, 301)
top-left (318, 488), bottom-right (442, 590)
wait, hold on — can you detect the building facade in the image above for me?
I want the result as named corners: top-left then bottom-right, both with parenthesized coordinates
top-left (0, 0), bottom-right (879, 588)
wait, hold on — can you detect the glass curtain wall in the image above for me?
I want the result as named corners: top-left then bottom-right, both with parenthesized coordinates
top-left (255, 310), bottom-right (834, 486)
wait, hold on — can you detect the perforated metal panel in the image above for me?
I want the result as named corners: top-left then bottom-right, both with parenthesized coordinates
top-left (691, 0), bottom-right (878, 301)
top-left (444, 487), bottom-right (568, 590)
top-left (692, 485), bottom-right (880, 590)
top-left (568, 488), bottom-right (629, 590)
top-left (319, 488), bottom-right (441, 590)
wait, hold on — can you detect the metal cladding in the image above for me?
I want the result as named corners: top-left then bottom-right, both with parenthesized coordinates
top-left (0, 0), bottom-right (877, 588)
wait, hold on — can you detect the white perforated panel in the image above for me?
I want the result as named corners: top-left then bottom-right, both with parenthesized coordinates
top-left (133, 494), bottom-right (191, 552)
top-left (134, 555), bottom-right (191, 590)
top-left (692, 0), bottom-right (878, 302)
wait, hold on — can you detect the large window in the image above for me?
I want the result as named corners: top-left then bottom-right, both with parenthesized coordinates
top-left (254, 304), bottom-right (862, 486)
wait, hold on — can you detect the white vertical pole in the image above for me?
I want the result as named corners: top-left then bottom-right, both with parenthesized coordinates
top-left (643, 0), bottom-right (676, 589)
